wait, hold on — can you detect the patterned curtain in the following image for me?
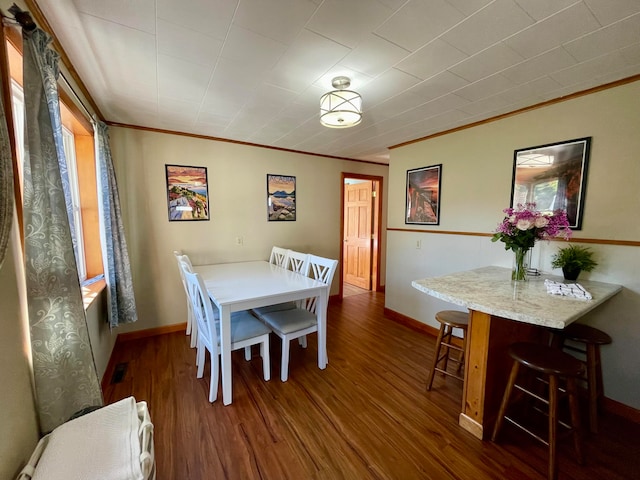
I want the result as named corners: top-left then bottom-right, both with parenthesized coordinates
top-left (22, 27), bottom-right (102, 433)
top-left (0, 56), bottom-right (12, 270)
top-left (96, 121), bottom-right (138, 328)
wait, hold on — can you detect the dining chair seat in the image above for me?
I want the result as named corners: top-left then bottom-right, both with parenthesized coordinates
top-left (251, 302), bottom-right (297, 316)
top-left (259, 308), bottom-right (317, 334)
top-left (226, 311), bottom-right (273, 341)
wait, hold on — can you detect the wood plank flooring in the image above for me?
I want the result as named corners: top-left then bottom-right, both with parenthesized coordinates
top-left (343, 282), bottom-right (370, 297)
top-left (103, 292), bottom-right (640, 480)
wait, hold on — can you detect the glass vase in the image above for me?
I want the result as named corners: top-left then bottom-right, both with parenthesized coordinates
top-left (512, 247), bottom-right (529, 282)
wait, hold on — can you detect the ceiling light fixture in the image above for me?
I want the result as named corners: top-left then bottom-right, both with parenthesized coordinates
top-left (320, 76), bottom-right (362, 128)
top-left (518, 153), bottom-right (554, 167)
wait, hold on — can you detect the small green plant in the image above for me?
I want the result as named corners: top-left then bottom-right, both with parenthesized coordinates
top-left (551, 244), bottom-right (598, 272)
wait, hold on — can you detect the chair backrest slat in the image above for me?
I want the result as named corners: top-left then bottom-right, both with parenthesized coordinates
top-left (175, 252), bottom-right (195, 312)
top-left (286, 250), bottom-right (310, 275)
top-left (269, 246), bottom-right (289, 267)
top-left (304, 255), bottom-right (338, 313)
top-left (181, 262), bottom-right (219, 356)
top-left (174, 251), bottom-right (188, 292)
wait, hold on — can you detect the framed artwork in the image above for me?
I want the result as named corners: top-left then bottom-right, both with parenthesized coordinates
top-left (405, 164), bottom-right (442, 225)
top-left (511, 137), bottom-right (591, 230)
top-left (165, 164), bottom-right (209, 221)
top-left (267, 174), bottom-right (296, 221)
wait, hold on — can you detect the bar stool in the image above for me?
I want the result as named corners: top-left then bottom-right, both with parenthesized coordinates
top-left (426, 310), bottom-right (468, 390)
top-left (492, 342), bottom-right (584, 480)
top-left (552, 323), bottom-right (612, 433)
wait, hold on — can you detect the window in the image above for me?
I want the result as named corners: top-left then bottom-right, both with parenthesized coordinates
top-left (532, 179), bottom-right (559, 213)
top-left (5, 29), bottom-right (103, 286)
top-left (62, 125), bottom-right (87, 281)
top-left (10, 78), bottom-right (24, 183)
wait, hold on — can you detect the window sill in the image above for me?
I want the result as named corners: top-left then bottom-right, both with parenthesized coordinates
top-left (82, 278), bottom-right (106, 310)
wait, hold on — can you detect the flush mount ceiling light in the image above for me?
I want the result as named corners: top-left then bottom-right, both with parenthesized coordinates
top-left (320, 76), bottom-right (362, 128)
top-left (518, 153), bottom-right (554, 167)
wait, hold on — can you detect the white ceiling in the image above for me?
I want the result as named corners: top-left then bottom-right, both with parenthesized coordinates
top-left (35, 0), bottom-right (640, 163)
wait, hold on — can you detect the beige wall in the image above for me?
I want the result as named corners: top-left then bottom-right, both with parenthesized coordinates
top-left (108, 127), bottom-right (389, 334)
top-left (86, 288), bottom-right (116, 381)
top-left (385, 80), bottom-right (640, 409)
top-left (0, 227), bottom-right (38, 479)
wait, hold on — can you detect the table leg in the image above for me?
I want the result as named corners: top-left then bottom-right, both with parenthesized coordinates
top-left (220, 308), bottom-right (233, 405)
top-left (317, 288), bottom-right (328, 369)
top-left (460, 310), bottom-right (545, 439)
top-left (460, 310), bottom-right (491, 439)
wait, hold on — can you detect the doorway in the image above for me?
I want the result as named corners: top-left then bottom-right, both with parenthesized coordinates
top-left (340, 173), bottom-right (383, 299)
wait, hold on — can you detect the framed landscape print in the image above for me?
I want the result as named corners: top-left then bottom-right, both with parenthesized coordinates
top-left (511, 137), bottom-right (591, 230)
top-left (267, 174), bottom-right (296, 221)
top-left (405, 164), bottom-right (442, 225)
top-left (165, 164), bottom-right (209, 221)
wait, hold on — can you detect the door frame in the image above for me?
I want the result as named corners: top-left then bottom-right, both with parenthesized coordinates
top-left (339, 172), bottom-right (384, 299)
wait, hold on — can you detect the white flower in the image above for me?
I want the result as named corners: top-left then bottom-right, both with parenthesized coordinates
top-left (534, 216), bottom-right (549, 228)
top-left (516, 219), bottom-right (533, 230)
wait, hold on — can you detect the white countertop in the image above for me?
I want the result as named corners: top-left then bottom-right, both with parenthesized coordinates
top-left (412, 266), bottom-right (622, 329)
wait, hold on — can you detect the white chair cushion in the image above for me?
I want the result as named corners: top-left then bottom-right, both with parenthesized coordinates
top-left (260, 308), bottom-right (317, 334)
top-left (31, 397), bottom-right (143, 480)
top-left (221, 311), bottom-right (272, 342)
top-left (252, 302), bottom-right (297, 316)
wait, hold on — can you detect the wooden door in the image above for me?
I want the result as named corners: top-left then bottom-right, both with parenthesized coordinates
top-left (343, 181), bottom-right (372, 289)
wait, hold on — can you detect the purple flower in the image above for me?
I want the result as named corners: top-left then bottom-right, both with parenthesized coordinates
top-left (491, 203), bottom-right (572, 252)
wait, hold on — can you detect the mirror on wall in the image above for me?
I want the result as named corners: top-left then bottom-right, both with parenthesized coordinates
top-left (511, 137), bottom-right (591, 230)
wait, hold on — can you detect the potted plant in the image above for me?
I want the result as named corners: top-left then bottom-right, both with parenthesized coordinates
top-left (551, 244), bottom-right (598, 281)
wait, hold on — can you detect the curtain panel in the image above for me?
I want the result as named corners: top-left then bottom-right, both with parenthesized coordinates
top-left (22, 27), bottom-right (102, 433)
top-left (0, 59), bottom-right (13, 270)
top-left (96, 121), bottom-right (138, 328)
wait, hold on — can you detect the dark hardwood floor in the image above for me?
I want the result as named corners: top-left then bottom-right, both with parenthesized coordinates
top-left (103, 292), bottom-right (640, 480)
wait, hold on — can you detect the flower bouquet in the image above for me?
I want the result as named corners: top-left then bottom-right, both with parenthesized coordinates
top-left (492, 203), bottom-right (572, 281)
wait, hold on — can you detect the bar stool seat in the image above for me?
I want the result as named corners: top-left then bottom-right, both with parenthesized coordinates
top-left (426, 310), bottom-right (468, 391)
top-left (492, 342), bottom-right (584, 480)
top-left (552, 323), bottom-right (612, 433)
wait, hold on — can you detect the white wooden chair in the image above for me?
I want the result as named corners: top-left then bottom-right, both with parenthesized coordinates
top-left (252, 250), bottom-right (310, 317)
top-left (269, 246), bottom-right (289, 267)
top-left (173, 251), bottom-right (197, 348)
top-left (178, 256), bottom-right (261, 367)
top-left (258, 254), bottom-right (337, 382)
top-left (181, 261), bottom-right (272, 402)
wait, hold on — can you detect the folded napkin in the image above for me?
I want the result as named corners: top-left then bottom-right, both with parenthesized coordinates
top-left (544, 279), bottom-right (592, 300)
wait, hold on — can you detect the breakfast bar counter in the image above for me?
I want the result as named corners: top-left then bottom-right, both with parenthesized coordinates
top-left (412, 266), bottom-right (622, 439)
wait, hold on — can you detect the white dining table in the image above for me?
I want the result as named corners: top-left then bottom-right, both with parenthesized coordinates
top-left (193, 260), bottom-right (330, 405)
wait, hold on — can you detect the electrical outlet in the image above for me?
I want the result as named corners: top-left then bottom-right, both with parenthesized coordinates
top-left (235, 236), bottom-right (243, 246)
top-left (416, 239), bottom-right (422, 249)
